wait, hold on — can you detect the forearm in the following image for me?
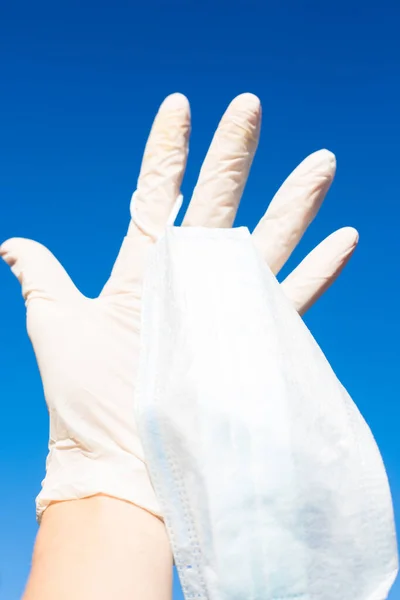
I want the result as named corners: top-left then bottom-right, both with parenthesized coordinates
top-left (23, 496), bottom-right (172, 600)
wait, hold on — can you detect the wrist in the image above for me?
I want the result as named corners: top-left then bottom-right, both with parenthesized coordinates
top-left (36, 447), bottom-right (161, 521)
top-left (25, 496), bottom-right (172, 600)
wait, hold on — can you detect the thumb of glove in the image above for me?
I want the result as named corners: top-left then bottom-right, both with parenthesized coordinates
top-left (0, 238), bottom-right (79, 304)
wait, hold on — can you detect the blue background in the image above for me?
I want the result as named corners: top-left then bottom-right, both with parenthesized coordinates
top-left (0, 0), bottom-right (399, 598)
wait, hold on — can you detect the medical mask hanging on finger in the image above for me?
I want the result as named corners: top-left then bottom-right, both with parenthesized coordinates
top-left (135, 227), bottom-right (398, 600)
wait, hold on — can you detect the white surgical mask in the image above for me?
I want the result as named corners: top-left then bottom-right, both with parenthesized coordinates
top-left (135, 227), bottom-right (398, 600)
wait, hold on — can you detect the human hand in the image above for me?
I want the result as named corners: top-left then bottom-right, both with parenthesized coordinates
top-left (0, 93), bottom-right (357, 521)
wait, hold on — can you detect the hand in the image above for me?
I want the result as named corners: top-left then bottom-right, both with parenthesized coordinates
top-left (0, 93), bottom-right (357, 521)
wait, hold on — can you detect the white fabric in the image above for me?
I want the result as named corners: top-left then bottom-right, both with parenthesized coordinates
top-left (136, 227), bottom-right (398, 600)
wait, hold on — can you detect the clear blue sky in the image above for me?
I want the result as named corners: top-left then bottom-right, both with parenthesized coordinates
top-left (0, 1), bottom-right (399, 598)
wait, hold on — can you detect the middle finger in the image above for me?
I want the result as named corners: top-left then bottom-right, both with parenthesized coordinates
top-left (183, 93), bottom-right (261, 228)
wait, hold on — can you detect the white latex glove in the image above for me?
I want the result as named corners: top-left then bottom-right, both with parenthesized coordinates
top-left (1, 93), bottom-right (357, 520)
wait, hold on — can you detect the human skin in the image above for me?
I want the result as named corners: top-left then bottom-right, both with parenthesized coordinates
top-left (23, 497), bottom-right (172, 600)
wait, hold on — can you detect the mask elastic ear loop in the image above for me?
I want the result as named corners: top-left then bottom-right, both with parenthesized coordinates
top-left (130, 191), bottom-right (184, 240)
top-left (166, 193), bottom-right (184, 227)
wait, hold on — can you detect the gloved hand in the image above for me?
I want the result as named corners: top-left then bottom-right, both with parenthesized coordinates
top-left (0, 93), bottom-right (357, 520)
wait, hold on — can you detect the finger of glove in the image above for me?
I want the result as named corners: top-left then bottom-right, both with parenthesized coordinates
top-left (0, 237), bottom-right (79, 303)
top-left (252, 149), bottom-right (336, 275)
top-left (183, 93), bottom-right (261, 228)
top-left (131, 93), bottom-right (190, 236)
top-left (281, 227), bottom-right (359, 316)
top-left (101, 93), bottom-right (190, 297)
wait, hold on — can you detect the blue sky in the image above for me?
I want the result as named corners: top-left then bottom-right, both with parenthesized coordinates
top-left (0, 0), bottom-right (399, 598)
